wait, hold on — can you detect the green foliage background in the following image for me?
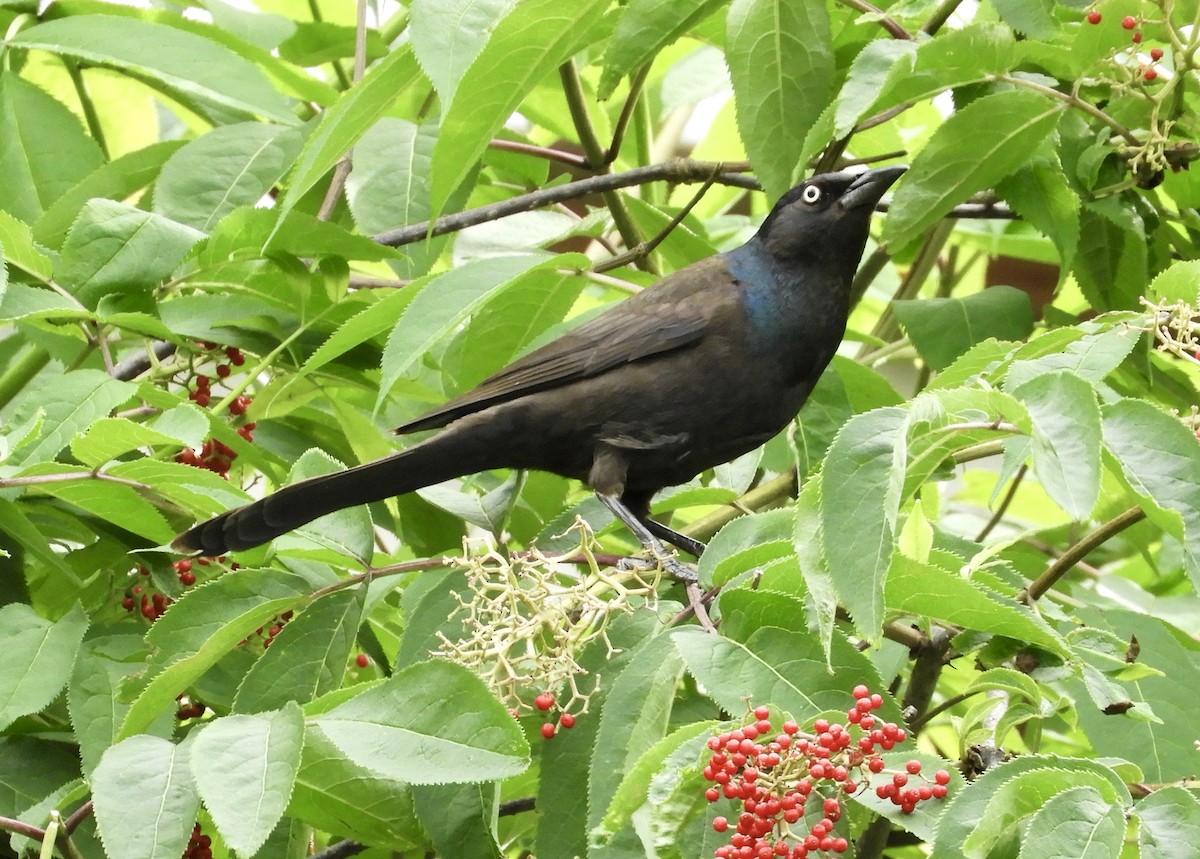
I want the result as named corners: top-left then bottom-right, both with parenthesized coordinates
top-left (0, 0), bottom-right (1199, 856)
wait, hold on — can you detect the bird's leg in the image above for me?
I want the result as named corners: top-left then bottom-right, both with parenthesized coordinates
top-left (641, 518), bottom-right (708, 559)
top-left (596, 492), bottom-right (715, 632)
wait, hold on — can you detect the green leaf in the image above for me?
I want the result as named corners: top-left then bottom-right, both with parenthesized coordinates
top-left (378, 253), bottom-right (580, 404)
top-left (120, 569), bottom-right (315, 738)
top-left (795, 475), bottom-right (837, 658)
top-left (820, 407), bottom-right (907, 641)
top-left (886, 555), bottom-right (1069, 657)
top-left (1148, 259), bottom-right (1200, 304)
top-left (58, 200), bottom-right (204, 308)
top-left (894, 286), bottom-right (1034, 371)
top-left (92, 736), bottom-right (200, 859)
top-left (11, 16), bottom-right (296, 123)
top-left (697, 508), bottom-right (793, 586)
top-left (1004, 319), bottom-right (1141, 390)
top-left (272, 450), bottom-right (375, 563)
top-left (428, 0), bottom-right (609, 215)
top-left (598, 0), bottom-right (726, 99)
top-left (726, 0), bottom-right (833, 200)
top-left (412, 783), bottom-right (502, 859)
top-left (588, 634), bottom-right (686, 840)
top-left (0, 603), bottom-right (88, 732)
top-left (312, 660), bottom-right (529, 783)
top-left (409, 0), bottom-right (516, 103)
top-left (155, 123), bottom-right (305, 231)
top-left (0, 210), bottom-right (52, 281)
top-left (68, 635), bottom-right (171, 778)
top-left (233, 588), bottom-right (365, 713)
top-left (1012, 370), bottom-right (1101, 519)
top-left (275, 45), bottom-right (424, 230)
top-left (289, 728), bottom-right (425, 851)
top-left (1073, 200), bottom-right (1148, 311)
top-left (346, 118), bottom-right (442, 277)
top-left (991, 0), bottom-right (1058, 39)
top-left (832, 39), bottom-right (917, 138)
top-left (1102, 398), bottom-right (1200, 590)
top-left (190, 704), bottom-right (304, 856)
top-left (1021, 787), bottom-right (1125, 856)
top-left (12, 464), bottom-right (173, 542)
top-left (996, 154), bottom-right (1080, 272)
top-left (884, 90), bottom-right (1064, 247)
top-left (1137, 786), bottom-right (1200, 859)
top-left (6, 364), bottom-right (136, 465)
top-left (71, 417), bottom-right (187, 468)
top-left (931, 756), bottom-right (1129, 857)
top-left (0, 75), bottom-right (105, 225)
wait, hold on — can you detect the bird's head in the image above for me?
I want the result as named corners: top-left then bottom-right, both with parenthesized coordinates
top-left (757, 165), bottom-right (906, 266)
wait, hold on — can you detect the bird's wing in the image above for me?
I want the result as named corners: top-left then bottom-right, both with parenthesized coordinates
top-left (396, 258), bottom-right (727, 434)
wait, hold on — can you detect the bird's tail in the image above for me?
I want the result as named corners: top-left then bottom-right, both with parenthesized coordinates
top-left (171, 428), bottom-right (495, 556)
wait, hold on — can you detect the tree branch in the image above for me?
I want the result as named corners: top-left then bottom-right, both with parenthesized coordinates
top-left (1023, 506), bottom-right (1147, 602)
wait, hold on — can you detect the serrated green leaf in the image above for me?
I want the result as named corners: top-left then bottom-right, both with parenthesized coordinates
top-left (697, 508), bottom-right (793, 585)
top-left (1148, 259), bottom-right (1200, 304)
top-left (155, 123), bottom-right (304, 231)
top-left (820, 406), bottom-right (906, 641)
top-left (964, 667), bottom-right (1043, 705)
top-left (726, 0), bottom-right (833, 200)
top-left (0, 603), bottom-right (88, 732)
top-left (412, 783), bottom-right (502, 859)
top-left (992, 0), bottom-right (1058, 38)
top-left (92, 735), bottom-right (200, 859)
top-left (428, 0), bottom-right (609, 215)
top-left (409, 0), bottom-right (516, 103)
top-left (1019, 785), bottom-right (1124, 859)
top-left (599, 0), bottom-right (726, 99)
top-left (997, 155), bottom-right (1080, 273)
top-left (884, 90), bottom-right (1064, 247)
top-left (1012, 370), bottom-right (1101, 519)
top-left (233, 588), bottom-right (365, 713)
top-left (59, 200), bottom-right (204, 308)
top-left (275, 45), bottom-right (423, 231)
top-left (832, 39), bottom-right (917, 138)
top-left (0, 210), bottom-right (51, 281)
top-left (1004, 319), bottom-right (1141, 390)
top-left (120, 569), bottom-right (315, 738)
top-left (588, 634), bottom-right (686, 842)
top-left (71, 417), bottom-right (187, 468)
top-left (313, 660), bottom-right (529, 783)
top-left (1137, 786), bottom-right (1200, 859)
top-left (886, 554), bottom-right (1069, 656)
top-left (1073, 200), bottom-right (1148, 311)
top-left (894, 286), bottom-right (1033, 371)
top-left (0, 75), bottom-right (105, 225)
top-left (1102, 399), bottom-right (1200, 589)
top-left (11, 463), bottom-right (173, 542)
top-left (11, 16), bottom-right (295, 123)
top-left (191, 704), bottom-right (304, 856)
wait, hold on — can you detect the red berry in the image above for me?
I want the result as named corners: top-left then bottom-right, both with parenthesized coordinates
top-left (852, 684), bottom-right (870, 699)
top-left (868, 756), bottom-right (885, 772)
top-left (934, 769), bottom-right (951, 785)
top-left (179, 571), bottom-right (196, 586)
top-left (832, 838), bottom-right (849, 853)
top-left (1086, 9), bottom-right (1101, 22)
top-left (1122, 14), bottom-right (1136, 28)
top-left (268, 625), bottom-right (281, 637)
top-left (931, 784), bottom-right (948, 799)
top-left (823, 798), bottom-right (840, 815)
top-left (540, 723), bottom-right (556, 739)
top-left (906, 760), bottom-right (922, 774)
top-left (193, 392), bottom-right (210, 407)
top-left (534, 692), bottom-right (555, 711)
top-left (225, 347), bottom-right (245, 366)
top-left (216, 364), bottom-right (231, 378)
top-left (713, 817), bottom-right (729, 832)
top-left (560, 713), bottom-right (576, 729)
top-left (1150, 47), bottom-right (1164, 60)
top-left (1144, 67), bottom-right (1158, 80)
top-left (782, 720), bottom-right (799, 735)
top-left (753, 705), bottom-right (770, 720)
top-left (705, 787), bottom-right (720, 802)
top-left (121, 596), bottom-right (134, 610)
top-left (1132, 31), bottom-right (1143, 42)
top-left (355, 653), bottom-right (369, 668)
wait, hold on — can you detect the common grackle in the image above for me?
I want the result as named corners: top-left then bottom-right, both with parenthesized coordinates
top-left (173, 166), bottom-right (905, 586)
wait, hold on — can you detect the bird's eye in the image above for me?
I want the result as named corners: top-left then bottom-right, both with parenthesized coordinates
top-left (801, 185), bottom-right (822, 204)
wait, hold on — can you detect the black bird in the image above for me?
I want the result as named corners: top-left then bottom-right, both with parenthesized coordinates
top-left (173, 166), bottom-right (905, 587)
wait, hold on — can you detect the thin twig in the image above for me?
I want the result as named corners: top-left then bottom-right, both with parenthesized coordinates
top-left (1023, 506), bottom-right (1147, 602)
top-left (593, 170), bottom-right (719, 273)
top-left (488, 139), bottom-right (589, 168)
top-left (373, 160), bottom-right (753, 247)
top-left (975, 464), bottom-right (1028, 543)
top-left (606, 64), bottom-right (650, 164)
top-left (316, 0), bottom-right (369, 220)
top-left (835, 0), bottom-right (912, 39)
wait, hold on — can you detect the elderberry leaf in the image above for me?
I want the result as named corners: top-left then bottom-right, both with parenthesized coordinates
top-left (1137, 786), bottom-right (1200, 859)
top-left (313, 660), bottom-right (529, 784)
top-left (0, 602), bottom-right (88, 733)
top-left (190, 704), bottom-right (304, 857)
top-left (1016, 785), bottom-right (1124, 859)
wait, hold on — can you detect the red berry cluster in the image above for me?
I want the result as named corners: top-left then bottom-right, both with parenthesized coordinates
top-left (184, 343), bottom-right (247, 408)
top-left (122, 565), bottom-right (174, 621)
top-left (1084, 10), bottom-right (1166, 79)
top-left (175, 343), bottom-right (257, 480)
top-left (702, 688), bottom-right (949, 859)
top-left (533, 692), bottom-right (577, 739)
top-left (175, 694), bottom-right (206, 721)
top-left (182, 823), bottom-right (212, 859)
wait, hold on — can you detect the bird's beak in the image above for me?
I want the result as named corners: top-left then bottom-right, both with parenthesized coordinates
top-left (838, 165), bottom-right (907, 211)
